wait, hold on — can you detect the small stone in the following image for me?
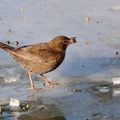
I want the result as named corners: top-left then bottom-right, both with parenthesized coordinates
top-left (6, 40), bottom-right (10, 44)
top-left (20, 103), bottom-right (30, 111)
top-left (84, 17), bottom-right (91, 22)
top-left (72, 89), bottom-right (82, 93)
top-left (8, 29), bottom-right (12, 32)
top-left (92, 112), bottom-right (102, 119)
top-left (93, 113), bottom-right (99, 117)
top-left (16, 41), bottom-right (19, 45)
top-left (26, 104), bottom-right (30, 109)
top-left (96, 21), bottom-right (99, 24)
top-left (116, 51), bottom-right (119, 55)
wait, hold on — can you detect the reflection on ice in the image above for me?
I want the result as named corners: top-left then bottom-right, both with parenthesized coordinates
top-left (113, 88), bottom-right (120, 97)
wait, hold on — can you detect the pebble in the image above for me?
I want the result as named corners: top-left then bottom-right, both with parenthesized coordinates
top-left (20, 103), bottom-right (30, 111)
top-left (84, 17), bottom-right (92, 22)
top-left (72, 89), bottom-right (82, 93)
top-left (115, 51), bottom-right (119, 55)
top-left (84, 17), bottom-right (91, 21)
top-left (16, 41), bottom-right (19, 45)
top-left (6, 40), bottom-right (10, 45)
top-left (96, 21), bottom-right (99, 24)
top-left (92, 112), bottom-right (102, 119)
top-left (8, 29), bottom-right (13, 32)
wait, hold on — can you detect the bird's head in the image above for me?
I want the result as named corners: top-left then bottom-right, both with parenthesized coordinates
top-left (48, 35), bottom-right (77, 52)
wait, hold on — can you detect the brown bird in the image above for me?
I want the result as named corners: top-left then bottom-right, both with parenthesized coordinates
top-left (0, 35), bottom-right (77, 92)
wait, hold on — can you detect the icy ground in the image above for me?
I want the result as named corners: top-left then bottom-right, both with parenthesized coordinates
top-left (0, 0), bottom-right (120, 120)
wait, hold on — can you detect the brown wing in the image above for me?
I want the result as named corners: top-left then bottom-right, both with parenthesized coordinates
top-left (14, 43), bottom-right (50, 63)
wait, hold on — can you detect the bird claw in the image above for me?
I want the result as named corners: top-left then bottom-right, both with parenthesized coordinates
top-left (32, 85), bottom-right (41, 92)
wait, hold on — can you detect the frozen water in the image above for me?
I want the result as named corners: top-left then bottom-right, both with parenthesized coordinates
top-left (0, 0), bottom-right (120, 120)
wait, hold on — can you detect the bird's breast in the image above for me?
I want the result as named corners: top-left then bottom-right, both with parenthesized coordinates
top-left (39, 52), bottom-right (65, 74)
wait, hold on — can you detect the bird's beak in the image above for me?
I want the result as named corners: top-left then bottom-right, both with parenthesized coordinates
top-left (69, 37), bottom-right (77, 44)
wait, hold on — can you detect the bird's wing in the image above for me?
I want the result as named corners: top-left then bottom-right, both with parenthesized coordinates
top-left (13, 43), bottom-right (56, 63)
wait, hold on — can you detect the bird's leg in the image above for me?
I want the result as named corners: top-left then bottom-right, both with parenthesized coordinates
top-left (40, 74), bottom-right (57, 88)
top-left (28, 72), bottom-right (41, 92)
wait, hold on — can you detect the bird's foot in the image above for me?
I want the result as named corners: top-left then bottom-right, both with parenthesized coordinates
top-left (32, 85), bottom-right (41, 92)
top-left (43, 81), bottom-right (59, 88)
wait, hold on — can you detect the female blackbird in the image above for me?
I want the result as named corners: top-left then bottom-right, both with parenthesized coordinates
top-left (0, 35), bottom-right (77, 92)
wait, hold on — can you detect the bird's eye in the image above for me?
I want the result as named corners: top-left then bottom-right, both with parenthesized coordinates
top-left (63, 40), bottom-right (68, 44)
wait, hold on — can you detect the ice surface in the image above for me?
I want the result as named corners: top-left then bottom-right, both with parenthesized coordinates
top-left (0, 0), bottom-right (120, 120)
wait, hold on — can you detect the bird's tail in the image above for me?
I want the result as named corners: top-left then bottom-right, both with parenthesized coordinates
top-left (0, 42), bottom-right (15, 52)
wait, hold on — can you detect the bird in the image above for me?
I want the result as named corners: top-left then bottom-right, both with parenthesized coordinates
top-left (0, 35), bottom-right (77, 92)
